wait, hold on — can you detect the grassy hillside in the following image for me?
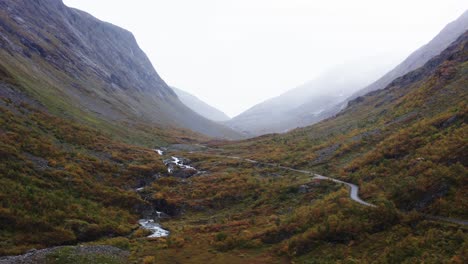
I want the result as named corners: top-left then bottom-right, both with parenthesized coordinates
top-left (120, 31), bottom-right (467, 263)
top-left (219, 31), bottom-right (468, 220)
top-left (0, 3), bottom-right (466, 263)
top-left (0, 85), bottom-right (173, 255)
top-left (72, 31), bottom-right (467, 263)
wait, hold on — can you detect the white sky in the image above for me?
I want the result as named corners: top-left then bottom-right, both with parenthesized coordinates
top-left (63, 0), bottom-right (467, 117)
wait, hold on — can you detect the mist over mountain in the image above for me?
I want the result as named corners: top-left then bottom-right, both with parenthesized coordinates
top-left (0, 0), bottom-right (240, 140)
top-left (225, 57), bottom-right (394, 136)
top-left (225, 10), bottom-right (468, 137)
top-left (172, 87), bottom-right (231, 122)
top-left (352, 10), bottom-right (468, 99)
top-left (308, 10), bottom-right (468, 125)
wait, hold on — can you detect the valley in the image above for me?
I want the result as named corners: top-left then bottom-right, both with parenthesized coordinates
top-left (0, 1), bottom-right (467, 263)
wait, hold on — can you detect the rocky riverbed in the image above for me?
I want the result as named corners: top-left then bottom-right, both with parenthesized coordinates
top-left (0, 245), bottom-right (129, 264)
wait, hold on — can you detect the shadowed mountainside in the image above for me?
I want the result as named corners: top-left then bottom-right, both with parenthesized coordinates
top-left (0, 0), bottom-right (241, 140)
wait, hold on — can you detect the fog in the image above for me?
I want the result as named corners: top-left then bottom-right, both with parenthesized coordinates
top-left (63, 0), bottom-right (467, 117)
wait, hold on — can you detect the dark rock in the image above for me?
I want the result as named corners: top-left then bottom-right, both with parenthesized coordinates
top-left (189, 205), bottom-right (207, 212)
top-left (172, 168), bottom-right (198, 178)
top-left (441, 115), bottom-right (458, 128)
top-left (23, 152), bottom-right (49, 170)
top-left (167, 144), bottom-right (207, 152)
top-left (298, 185), bottom-right (309, 194)
top-left (347, 96), bottom-right (365, 107)
top-left (311, 143), bottom-right (341, 164)
top-left (137, 197), bottom-right (181, 218)
top-left (349, 129), bottom-right (381, 142)
top-left (385, 111), bottom-right (419, 126)
top-left (403, 183), bottom-right (450, 211)
top-left (135, 174), bottom-right (161, 189)
top-left (19, 37), bottom-right (47, 58)
top-left (0, 0), bottom-right (242, 139)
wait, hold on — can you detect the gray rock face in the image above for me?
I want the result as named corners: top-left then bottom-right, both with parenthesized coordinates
top-left (0, 0), bottom-right (241, 139)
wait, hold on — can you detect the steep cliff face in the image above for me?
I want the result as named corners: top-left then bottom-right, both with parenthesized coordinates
top-left (0, 0), bottom-right (240, 139)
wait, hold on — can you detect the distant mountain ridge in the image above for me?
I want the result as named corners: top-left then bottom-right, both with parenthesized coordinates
top-left (0, 0), bottom-right (241, 140)
top-left (226, 57), bottom-right (394, 136)
top-left (225, 10), bottom-right (468, 137)
top-left (308, 10), bottom-right (468, 125)
top-left (172, 87), bottom-right (231, 122)
top-left (351, 10), bottom-right (468, 99)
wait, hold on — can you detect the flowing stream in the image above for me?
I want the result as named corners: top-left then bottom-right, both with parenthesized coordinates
top-left (137, 149), bottom-right (466, 238)
top-left (136, 151), bottom-right (200, 237)
top-left (138, 218), bottom-right (170, 238)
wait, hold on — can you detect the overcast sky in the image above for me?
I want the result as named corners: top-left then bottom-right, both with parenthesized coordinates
top-left (63, 0), bottom-right (466, 117)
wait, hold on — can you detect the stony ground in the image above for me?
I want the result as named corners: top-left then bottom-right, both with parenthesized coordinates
top-left (0, 245), bottom-right (129, 264)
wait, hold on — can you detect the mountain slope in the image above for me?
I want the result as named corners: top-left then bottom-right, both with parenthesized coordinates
top-left (228, 30), bottom-right (468, 219)
top-left (0, 84), bottom-right (169, 255)
top-left (353, 9), bottom-right (468, 98)
top-left (310, 10), bottom-right (468, 124)
top-left (172, 87), bottom-right (230, 122)
top-left (226, 59), bottom-right (392, 136)
top-left (110, 31), bottom-right (467, 262)
top-left (228, 10), bottom-right (468, 137)
top-left (193, 30), bottom-right (468, 261)
top-left (0, 0), bottom-right (241, 140)
top-left (0, 6), bottom-right (466, 262)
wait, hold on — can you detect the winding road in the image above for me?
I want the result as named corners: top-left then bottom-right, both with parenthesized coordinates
top-left (212, 154), bottom-right (467, 225)
top-left (313, 174), bottom-right (375, 207)
top-left (156, 148), bottom-right (466, 226)
top-left (224, 155), bottom-right (375, 207)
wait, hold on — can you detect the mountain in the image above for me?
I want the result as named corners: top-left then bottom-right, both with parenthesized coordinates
top-left (172, 87), bottom-right (231, 122)
top-left (308, 10), bottom-right (468, 124)
top-left (226, 58), bottom-right (393, 136)
top-left (0, 0), bottom-right (238, 256)
top-left (351, 10), bottom-right (468, 99)
top-left (1, 1), bottom-right (466, 262)
top-left (239, 30), bottom-right (468, 217)
top-left (209, 30), bottom-right (467, 261)
top-left (0, 0), bottom-right (241, 140)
